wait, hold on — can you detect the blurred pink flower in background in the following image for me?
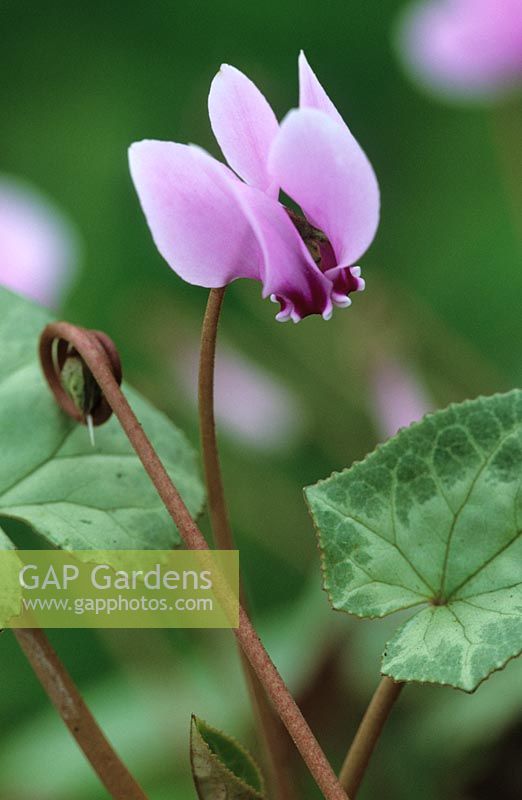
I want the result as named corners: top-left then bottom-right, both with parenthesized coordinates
top-left (396, 0), bottom-right (522, 100)
top-left (369, 357), bottom-right (432, 440)
top-left (0, 176), bottom-right (79, 307)
top-left (129, 52), bottom-right (379, 322)
top-left (176, 343), bottom-right (305, 452)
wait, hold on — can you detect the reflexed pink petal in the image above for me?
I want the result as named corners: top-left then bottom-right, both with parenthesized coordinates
top-left (130, 140), bottom-right (332, 320)
top-left (370, 357), bottom-right (432, 440)
top-left (269, 108), bottom-right (379, 267)
top-left (0, 177), bottom-right (78, 308)
top-left (176, 342), bottom-right (305, 451)
top-left (229, 181), bottom-right (333, 321)
top-left (130, 56), bottom-right (382, 322)
top-left (129, 140), bottom-right (261, 287)
top-left (397, 0), bottom-right (522, 99)
top-left (208, 64), bottom-right (279, 194)
top-left (298, 51), bottom-right (346, 128)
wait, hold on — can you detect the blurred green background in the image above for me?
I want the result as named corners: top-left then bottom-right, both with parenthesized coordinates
top-left (1, 0), bottom-right (522, 798)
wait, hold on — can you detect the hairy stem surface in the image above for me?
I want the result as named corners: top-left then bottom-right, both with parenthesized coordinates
top-left (14, 628), bottom-right (148, 800)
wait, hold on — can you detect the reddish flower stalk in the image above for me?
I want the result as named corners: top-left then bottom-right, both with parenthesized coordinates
top-left (14, 628), bottom-right (148, 800)
top-left (39, 321), bottom-right (349, 800)
top-left (198, 287), bottom-right (296, 800)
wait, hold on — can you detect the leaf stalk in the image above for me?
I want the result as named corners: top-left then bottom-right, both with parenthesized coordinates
top-left (339, 676), bottom-right (403, 797)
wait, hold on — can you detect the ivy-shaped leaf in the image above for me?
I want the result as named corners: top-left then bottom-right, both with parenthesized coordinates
top-left (190, 715), bottom-right (265, 800)
top-left (305, 390), bottom-right (522, 692)
top-left (0, 287), bottom-right (204, 549)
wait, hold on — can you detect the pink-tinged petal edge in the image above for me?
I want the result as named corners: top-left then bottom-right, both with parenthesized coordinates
top-left (298, 51), bottom-right (347, 128)
top-left (129, 140), bottom-right (260, 288)
top-left (208, 64), bottom-right (280, 195)
top-left (269, 107), bottom-right (380, 269)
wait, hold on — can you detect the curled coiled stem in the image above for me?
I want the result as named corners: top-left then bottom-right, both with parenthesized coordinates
top-left (38, 320), bottom-right (349, 800)
top-left (40, 323), bottom-right (122, 426)
top-left (7, 324), bottom-right (149, 800)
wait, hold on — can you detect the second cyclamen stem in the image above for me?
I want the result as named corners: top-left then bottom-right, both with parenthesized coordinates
top-left (39, 321), bottom-right (350, 800)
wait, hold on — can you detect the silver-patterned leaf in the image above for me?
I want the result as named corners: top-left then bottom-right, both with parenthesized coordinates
top-left (306, 390), bottom-right (522, 691)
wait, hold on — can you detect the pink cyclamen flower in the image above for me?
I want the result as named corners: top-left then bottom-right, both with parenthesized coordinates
top-left (370, 357), bottom-right (432, 440)
top-left (129, 53), bottom-right (379, 322)
top-left (0, 176), bottom-right (78, 308)
top-left (396, 0), bottom-right (522, 100)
